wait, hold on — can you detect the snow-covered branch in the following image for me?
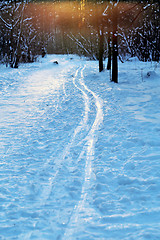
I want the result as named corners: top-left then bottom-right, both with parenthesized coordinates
top-left (0, 15), bottom-right (12, 30)
top-left (67, 32), bottom-right (96, 60)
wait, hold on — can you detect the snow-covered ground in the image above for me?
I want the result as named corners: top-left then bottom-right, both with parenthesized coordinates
top-left (0, 55), bottom-right (160, 240)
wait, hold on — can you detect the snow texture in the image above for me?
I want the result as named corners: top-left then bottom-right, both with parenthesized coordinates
top-left (0, 55), bottom-right (160, 240)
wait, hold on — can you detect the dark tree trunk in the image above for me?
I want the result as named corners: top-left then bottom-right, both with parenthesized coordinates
top-left (112, 34), bottom-right (118, 83)
top-left (112, 4), bottom-right (118, 83)
top-left (107, 32), bottom-right (111, 70)
top-left (99, 26), bottom-right (104, 72)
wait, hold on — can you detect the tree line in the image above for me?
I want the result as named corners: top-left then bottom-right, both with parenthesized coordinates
top-left (0, 0), bottom-right (159, 82)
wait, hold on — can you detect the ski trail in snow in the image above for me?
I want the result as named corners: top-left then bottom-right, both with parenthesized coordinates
top-left (62, 66), bottom-right (103, 239)
top-left (40, 67), bottom-right (90, 179)
top-left (22, 65), bottom-right (103, 240)
top-left (77, 66), bottom-right (103, 200)
top-left (60, 66), bottom-right (90, 160)
top-left (37, 67), bottom-right (90, 205)
top-left (40, 67), bottom-right (89, 199)
top-left (22, 66), bottom-right (91, 240)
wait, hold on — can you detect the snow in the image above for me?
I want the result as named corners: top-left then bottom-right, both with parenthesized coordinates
top-left (0, 55), bottom-right (160, 240)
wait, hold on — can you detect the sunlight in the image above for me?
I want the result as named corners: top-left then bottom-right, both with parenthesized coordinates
top-left (26, 70), bottom-right (62, 97)
top-left (25, 1), bottom-right (144, 35)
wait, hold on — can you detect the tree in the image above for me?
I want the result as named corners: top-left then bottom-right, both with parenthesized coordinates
top-left (0, 1), bottom-right (27, 67)
top-left (103, 0), bottom-right (160, 83)
top-left (112, 2), bottom-right (118, 83)
top-left (103, 1), bottom-right (119, 83)
top-left (0, 0), bottom-right (159, 72)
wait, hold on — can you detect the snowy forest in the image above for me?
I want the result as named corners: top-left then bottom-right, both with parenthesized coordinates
top-left (1, 1), bottom-right (160, 239)
top-left (0, 0), bottom-right (160, 72)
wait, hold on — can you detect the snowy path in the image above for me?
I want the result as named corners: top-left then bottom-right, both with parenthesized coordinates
top-left (0, 55), bottom-right (160, 240)
top-left (0, 57), bottom-right (103, 240)
top-left (63, 66), bottom-right (103, 239)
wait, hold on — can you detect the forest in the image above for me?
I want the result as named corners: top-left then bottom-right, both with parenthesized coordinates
top-left (0, 2), bottom-right (160, 239)
top-left (0, 0), bottom-right (160, 81)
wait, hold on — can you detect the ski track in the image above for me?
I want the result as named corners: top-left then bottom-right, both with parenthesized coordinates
top-left (20, 67), bottom-right (83, 239)
top-left (1, 56), bottom-right (160, 240)
top-left (21, 64), bottom-right (103, 240)
top-left (1, 57), bottom-right (160, 239)
top-left (62, 66), bottom-right (103, 239)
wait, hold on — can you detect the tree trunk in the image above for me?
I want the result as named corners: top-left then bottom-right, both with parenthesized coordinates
top-left (99, 26), bottom-right (104, 72)
top-left (107, 32), bottom-right (111, 70)
top-left (112, 4), bottom-right (118, 83)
